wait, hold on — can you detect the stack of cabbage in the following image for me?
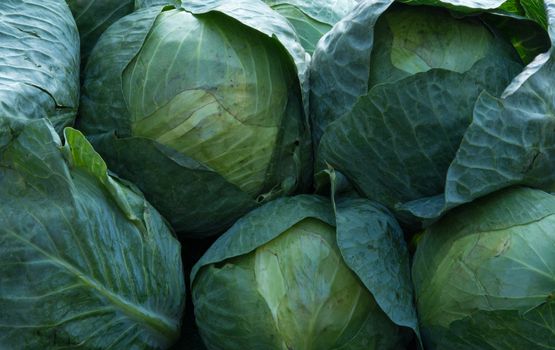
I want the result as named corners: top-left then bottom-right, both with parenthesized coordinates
top-left (1, 0), bottom-right (555, 349)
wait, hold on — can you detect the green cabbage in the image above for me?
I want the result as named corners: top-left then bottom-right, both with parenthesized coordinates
top-left (0, 120), bottom-right (185, 349)
top-left (66, 0), bottom-right (134, 68)
top-left (412, 187), bottom-right (555, 349)
top-left (79, 0), bottom-right (312, 237)
top-left (191, 194), bottom-right (418, 349)
top-left (0, 0), bottom-right (79, 133)
top-left (311, 0), bottom-right (555, 226)
top-left (262, 0), bottom-right (359, 54)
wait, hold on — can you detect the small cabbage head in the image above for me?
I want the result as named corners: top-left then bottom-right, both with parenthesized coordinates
top-left (412, 187), bottom-right (555, 349)
top-left (193, 219), bottom-right (402, 349)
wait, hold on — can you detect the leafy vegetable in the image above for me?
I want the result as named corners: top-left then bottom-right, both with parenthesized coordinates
top-left (0, 0), bottom-right (79, 133)
top-left (0, 120), bottom-right (185, 349)
top-left (5, 0), bottom-right (555, 347)
top-left (262, 0), bottom-right (360, 54)
top-left (311, 0), bottom-right (555, 226)
top-left (79, 0), bottom-right (312, 237)
top-left (66, 0), bottom-right (134, 68)
top-left (412, 186), bottom-right (555, 349)
top-left (191, 193), bottom-right (418, 349)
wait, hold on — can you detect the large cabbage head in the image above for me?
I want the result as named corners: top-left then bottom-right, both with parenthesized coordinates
top-left (0, 119), bottom-right (185, 349)
top-left (79, 0), bottom-right (311, 237)
top-left (412, 187), bottom-right (555, 349)
top-left (190, 194), bottom-right (419, 349)
top-left (311, 0), bottom-right (555, 226)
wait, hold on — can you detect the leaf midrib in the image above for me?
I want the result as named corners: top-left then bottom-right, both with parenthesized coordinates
top-left (5, 228), bottom-right (179, 341)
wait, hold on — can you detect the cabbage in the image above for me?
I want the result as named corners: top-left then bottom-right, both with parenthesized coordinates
top-left (311, 0), bottom-right (555, 226)
top-left (191, 194), bottom-right (418, 349)
top-left (0, 120), bottom-right (185, 349)
top-left (413, 187), bottom-right (555, 349)
top-left (79, 0), bottom-right (312, 237)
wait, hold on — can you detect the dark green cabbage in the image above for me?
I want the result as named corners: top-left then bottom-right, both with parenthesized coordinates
top-left (311, 0), bottom-right (555, 226)
top-left (0, 120), bottom-right (185, 349)
top-left (0, 0), bottom-right (79, 133)
top-left (66, 0), bottom-right (134, 67)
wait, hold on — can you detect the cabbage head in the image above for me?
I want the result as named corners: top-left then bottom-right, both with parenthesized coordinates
top-left (0, 119), bottom-right (185, 349)
top-left (311, 0), bottom-right (555, 226)
top-left (190, 194), bottom-right (419, 349)
top-left (412, 187), bottom-right (555, 349)
top-left (0, 0), bottom-right (79, 133)
top-left (79, 0), bottom-right (312, 237)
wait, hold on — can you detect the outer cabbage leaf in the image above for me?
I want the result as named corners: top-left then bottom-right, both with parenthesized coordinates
top-left (0, 0), bottom-right (79, 133)
top-left (310, 0), bottom-right (392, 142)
top-left (423, 302), bottom-right (555, 350)
top-left (335, 198), bottom-right (418, 337)
top-left (134, 0), bottom-right (175, 8)
top-left (66, 0), bottom-right (134, 68)
top-left (88, 133), bottom-right (255, 235)
top-left (79, 6), bottom-right (161, 137)
top-left (190, 196), bottom-right (335, 282)
top-left (262, 0), bottom-right (359, 54)
top-left (318, 57), bottom-right (521, 212)
top-left (0, 120), bottom-right (185, 349)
